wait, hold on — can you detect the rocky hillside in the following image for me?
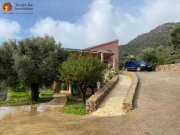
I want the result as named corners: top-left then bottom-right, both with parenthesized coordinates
top-left (119, 22), bottom-right (180, 57)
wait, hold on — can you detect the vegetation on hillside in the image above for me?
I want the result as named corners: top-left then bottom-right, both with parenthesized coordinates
top-left (119, 22), bottom-right (180, 69)
top-left (170, 24), bottom-right (180, 50)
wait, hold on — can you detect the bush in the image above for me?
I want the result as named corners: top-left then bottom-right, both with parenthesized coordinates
top-left (103, 68), bottom-right (116, 83)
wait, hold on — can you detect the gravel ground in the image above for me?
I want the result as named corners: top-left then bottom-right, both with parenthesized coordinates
top-left (0, 72), bottom-right (180, 135)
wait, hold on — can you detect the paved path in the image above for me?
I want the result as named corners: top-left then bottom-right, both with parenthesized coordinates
top-left (92, 75), bottom-right (131, 116)
top-left (0, 72), bottom-right (180, 135)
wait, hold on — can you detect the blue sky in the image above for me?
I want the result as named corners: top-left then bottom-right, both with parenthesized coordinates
top-left (0, 0), bottom-right (91, 39)
top-left (0, 0), bottom-right (180, 48)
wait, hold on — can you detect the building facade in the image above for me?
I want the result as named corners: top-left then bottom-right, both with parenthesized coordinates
top-left (84, 40), bottom-right (119, 71)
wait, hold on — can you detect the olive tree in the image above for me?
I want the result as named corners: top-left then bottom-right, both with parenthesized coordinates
top-left (0, 35), bottom-right (68, 101)
top-left (0, 40), bottom-right (18, 88)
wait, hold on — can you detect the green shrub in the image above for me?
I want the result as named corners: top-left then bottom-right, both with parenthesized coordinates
top-left (39, 88), bottom-right (53, 98)
top-left (103, 68), bottom-right (116, 83)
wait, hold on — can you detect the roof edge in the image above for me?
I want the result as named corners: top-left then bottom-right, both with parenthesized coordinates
top-left (84, 39), bottom-right (119, 50)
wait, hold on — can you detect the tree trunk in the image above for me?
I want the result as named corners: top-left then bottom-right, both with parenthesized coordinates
top-left (91, 87), bottom-right (94, 95)
top-left (81, 90), bottom-right (86, 105)
top-left (77, 84), bottom-right (86, 105)
top-left (30, 83), bottom-right (39, 101)
top-left (52, 81), bottom-right (58, 93)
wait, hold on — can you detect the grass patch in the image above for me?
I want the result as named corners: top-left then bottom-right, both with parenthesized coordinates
top-left (10, 91), bottom-right (30, 100)
top-left (61, 97), bottom-right (86, 115)
top-left (40, 88), bottom-right (53, 98)
top-left (0, 88), bottom-right (53, 106)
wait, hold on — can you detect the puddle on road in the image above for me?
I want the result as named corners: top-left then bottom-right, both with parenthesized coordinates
top-left (0, 94), bottom-right (67, 120)
top-left (0, 104), bottom-right (60, 120)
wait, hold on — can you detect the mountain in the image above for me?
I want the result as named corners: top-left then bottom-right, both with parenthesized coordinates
top-left (119, 22), bottom-right (180, 57)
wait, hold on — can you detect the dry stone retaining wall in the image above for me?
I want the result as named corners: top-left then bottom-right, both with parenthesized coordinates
top-left (120, 71), bottom-right (139, 112)
top-left (86, 75), bottom-right (119, 114)
top-left (156, 64), bottom-right (180, 72)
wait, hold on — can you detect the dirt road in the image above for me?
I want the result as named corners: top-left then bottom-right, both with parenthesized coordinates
top-left (0, 72), bottom-right (180, 135)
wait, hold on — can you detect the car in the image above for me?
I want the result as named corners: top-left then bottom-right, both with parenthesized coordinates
top-left (123, 60), bottom-right (152, 71)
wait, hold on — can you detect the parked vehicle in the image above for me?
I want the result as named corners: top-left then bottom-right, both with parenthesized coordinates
top-left (123, 60), bottom-right (152, 71)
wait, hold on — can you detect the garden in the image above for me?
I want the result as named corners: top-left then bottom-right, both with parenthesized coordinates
top-left (0, 88), bottom-right (53, 106)
top-left (0, 35), bottom-right (116, 115)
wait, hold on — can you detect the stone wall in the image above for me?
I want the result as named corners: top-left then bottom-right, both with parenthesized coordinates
top-left (156, 64), bottom-right (180, 72)
top-left (120, 71), bottom-right (139, 112)
top-left (86, 75), bottom-right (119, 114)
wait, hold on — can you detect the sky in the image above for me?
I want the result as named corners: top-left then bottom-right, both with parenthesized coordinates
top-left (0, 0), bottom-right (180, 48)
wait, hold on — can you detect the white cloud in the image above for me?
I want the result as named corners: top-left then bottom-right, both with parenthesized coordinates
top-left (30, 0), bottom-right (180, 48)
top-left (0, 18), bottom-right (20, 41)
